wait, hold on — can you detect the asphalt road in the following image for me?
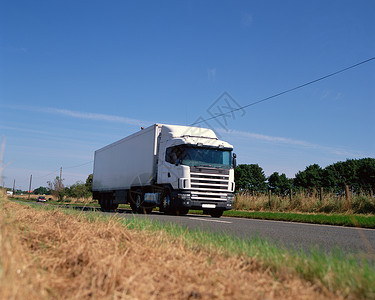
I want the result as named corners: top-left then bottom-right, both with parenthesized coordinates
top-left (102, 209), bottom-right (375, 257)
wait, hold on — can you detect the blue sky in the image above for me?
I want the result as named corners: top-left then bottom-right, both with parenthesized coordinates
top-left (1, 0), bottom-right (374, 190)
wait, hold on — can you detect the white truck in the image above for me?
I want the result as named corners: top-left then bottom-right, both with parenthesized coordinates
top-left (92, 123), bottom-right (236, 217)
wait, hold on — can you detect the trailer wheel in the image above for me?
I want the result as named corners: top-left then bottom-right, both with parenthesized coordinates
top-left (99, 194), bottom-right (118, 212)
top-left (99, 199), bottom-right (105, 211)
top-left (99, 198), bottom-right (118, 212)
top-left (210, 210), bottom-right (223, 218)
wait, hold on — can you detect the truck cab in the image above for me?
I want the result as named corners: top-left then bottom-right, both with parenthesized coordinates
top-left (155, 125), bottom-right (235, 217)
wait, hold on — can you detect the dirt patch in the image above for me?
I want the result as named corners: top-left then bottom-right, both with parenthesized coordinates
top-left (0, 200), bottom-right (339, 299)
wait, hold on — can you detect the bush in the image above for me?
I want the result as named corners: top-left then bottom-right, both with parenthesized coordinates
top-left (65, 181), bottom-right (92, 199)
top-left (351, 196), bottom-right (375, 214)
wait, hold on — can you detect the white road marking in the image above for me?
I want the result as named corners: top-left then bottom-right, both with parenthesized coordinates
top-left (189, 217), bottom-right (232, 224)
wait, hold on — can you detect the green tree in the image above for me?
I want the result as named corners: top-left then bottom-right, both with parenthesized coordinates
top-left (320, 167), bottom-right (338, 192)
top-left (268, 172), bottom-right (292, 195)
top-left (357, 158), bottom-right (375, 193)
top-left (294, 164), bottom-right (323, 191)
top-left (324, 158), bottom-right (375, 193)
top-left (33, 186), bottom-right (50, 195)
top-left (235, 164), bottom-right (267, 193)
top-left (85, 174), bottom-right (93, 192)
top-left (66, 181), bottom-right (92, 199)
top-left (47, 176), bottom-right (65, 201)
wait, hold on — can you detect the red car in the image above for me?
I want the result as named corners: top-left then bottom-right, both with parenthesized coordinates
top-left (36, 196), bottom-right (47, 202)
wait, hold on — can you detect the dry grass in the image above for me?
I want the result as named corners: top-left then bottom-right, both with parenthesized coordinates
top-left (0, 187), bottom-right (6, 197)
top-left (0, 198), bottom-right (338, 300)
top-left (234, 191), bottom-right (375, 214)
top-left (12, 194), bottom-right (95, 205)
top-left (13, 194), bottom-right (54, 201)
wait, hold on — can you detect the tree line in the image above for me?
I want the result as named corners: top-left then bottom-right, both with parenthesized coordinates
top-left (235, 158), bottom-right (375, 195)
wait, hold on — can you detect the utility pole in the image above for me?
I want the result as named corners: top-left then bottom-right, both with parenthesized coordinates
top-left (28, 174), bottom-right (32, 200)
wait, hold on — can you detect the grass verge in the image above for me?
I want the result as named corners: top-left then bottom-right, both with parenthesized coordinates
top-left (221, 210), bottom-right (375, 228)
top-left (8, 198), bottom-right (375, 299)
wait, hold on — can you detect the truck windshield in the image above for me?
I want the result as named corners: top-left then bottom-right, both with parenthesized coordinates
top-left (166, 145), bottom-right (232, 169)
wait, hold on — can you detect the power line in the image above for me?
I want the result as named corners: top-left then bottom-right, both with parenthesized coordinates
top-left (38, 168), bottom-right (61, 179)
top-left (64, 160), bottom-right (93, 169)
top-left (35, 161), bottom-right (93, 180)
top-left (192, 56), bottom-right (375, 126)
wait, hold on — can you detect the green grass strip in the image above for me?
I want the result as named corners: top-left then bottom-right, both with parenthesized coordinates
top-left (221, 210), bottom-right (375, 228)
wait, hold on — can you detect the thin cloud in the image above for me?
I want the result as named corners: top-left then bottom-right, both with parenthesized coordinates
top-left (0, 125), bottom-right (51, 135)
top-left (229, 129), bottom-right (316, 147)
top-left (217, 128), bottom-right (364, 157)
top-left (4, 105), bottom-right (149, 126)
top-left (45, 108), bottom-right (147, 126)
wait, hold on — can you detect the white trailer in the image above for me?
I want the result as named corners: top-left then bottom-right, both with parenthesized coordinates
top-left (92, 124), bottom-right (236, 217)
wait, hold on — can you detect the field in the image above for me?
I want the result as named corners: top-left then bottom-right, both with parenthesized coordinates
top-left (1, 197), bottom-right (375, 299)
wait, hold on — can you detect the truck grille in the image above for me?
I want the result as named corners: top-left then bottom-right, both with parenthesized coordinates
top-left (190, 167), bottom-right (230, 202)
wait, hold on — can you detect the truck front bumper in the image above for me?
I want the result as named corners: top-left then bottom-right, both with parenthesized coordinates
top-left (173, 192), bottom-right (233, 210)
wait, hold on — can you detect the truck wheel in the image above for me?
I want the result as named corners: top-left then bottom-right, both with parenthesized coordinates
top-left (130, 189), bottom-right (144, 214)
top-left (99, 199), bottom-right (118, 212)
top-left (143, 207), bottom-right (153, 214)
top-left (210, 210), bottom-right (223, 218)
top-left (176, 207), bottom-right (189, 216)
top-left (159, 192), bottom-right (171, 213)
top-left (99, 199), bottom-right (106, 211)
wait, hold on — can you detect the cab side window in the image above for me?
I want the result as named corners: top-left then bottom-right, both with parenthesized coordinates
top-left (165, 147), bottom-right (177, 164)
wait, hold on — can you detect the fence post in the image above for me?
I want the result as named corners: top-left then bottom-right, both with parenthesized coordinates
top-left (320, 187), bottom-right (323, 202)
top-left (268, 190), bottom-right (271, 208)
top-left (345, 185), bottom-right (350, 209)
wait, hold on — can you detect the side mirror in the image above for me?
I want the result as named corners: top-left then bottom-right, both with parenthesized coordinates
top-left (232, 153), bottom-right (237, 168)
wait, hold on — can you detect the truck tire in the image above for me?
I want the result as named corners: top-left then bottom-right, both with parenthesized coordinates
top-left (129, 189), bottom-right (141, 213)
top-left (129, 189), bottom-right (154, 214)
top-left (143, 207), bottom-right (153, 214)
top-left (99, 199), bottom-right (105, 211)
top-left (176, 207), bottom-right (189, 216)
top-left (99, 199), bottom-right (118, 212)
top-left (210, 210), bottom-right (223, 218)
top-left (159, 191), bottom-right (171, 213)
